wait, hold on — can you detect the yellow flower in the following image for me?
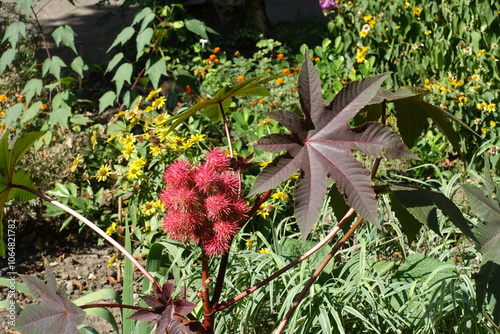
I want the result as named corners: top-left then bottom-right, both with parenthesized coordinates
top-left (485, 103), bottom-right (497, 112)
top-left (341, 77), bottom-right (348, 84)
top-left (258, 118), bottom-right (273, 126)
top-left (355, 46), bottom-right (370, 63)
top-left (0, 94), bottom-right (6, 103)
top-left (360, 24), bottom-right (371, 38)
top-left (91, 130), bottom-right (97, 149)
top-left (146, 88), bottom-right (162, 101)
top-left (412, 7), bottom-right (421, 15)
top-left (150, 144), bottom-right (164, 157)
top-left (130, 157), bottom-right (147, 169)
top-left (368, 20), bottom-right (376, 29)
top-left (476, 102), bottom-right (487, 110)
top-left (471, 74), bottom-right (480, 81)
top-left (457, 96), bottom-right (468, 107)
top-left (127, 166), bottom-right (144, 180)
top-left (490, 120), bottom-right (497, 127)
top-left (189, 133), bottom-right (206, 143)
top-left (363, 14), bottom-right (372, 22)
top-left (141, 201), bottom-right (157, 215)
top-left (481, 127), bottom-right (487, 134)
top-left (155, 199), bottom-right (165, 211)
top-left (119, 133), bottom-right (135, 146)
top-left (70, 154), bottom-right (83, 172)
top-left (152, 96), bottom-right (167, 110)
top-left (106, 223), bottom-right (117, 235)
top-left (477, 49), bottom-right (487, 57)
top-left (96, 164), bottom-right (111, 182)
top-left (424, 30), bottom-right (432, 35)
top-left (154, 114), bottom-right (168, 125)
top-left (121, 144), bottom-right (137, 160)
top-left (259, 248), bottom-right (271, 254)
top-left (271, 191), bottom-right (289, 202)
top-left (257, 202), bottom-right (274, 217)
top-left (259, 160), bottom-right (272, 167)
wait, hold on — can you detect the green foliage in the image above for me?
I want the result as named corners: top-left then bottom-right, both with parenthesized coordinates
top-left (2, 0), bottom-right (500, 332)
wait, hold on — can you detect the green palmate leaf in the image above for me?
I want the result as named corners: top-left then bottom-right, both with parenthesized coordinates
top-left (99, 91), bottom-right (116, 113)
top-left (112, 62), bottom-right (133, 96)
top-left (250, 55), bottom-right (417, 241)
top-left (185, 18), bottom-right (209, 39)
top-left (133, 7), bottom-right (153, 25)
top-left (2, 21), bottom-right (26, 49)
top-left (165, 75), bottom-right (276, 133)
top-left (22, 78), bottom-right (43, 104)
top-left (5, 103), bottom-right (23, 128)
top-left (136, 27), bottom-right (153, 59)
top-left (15, 260), bottom-right (85, 334)
top-left (42, 56), bottom-right (67, 80)
top-left (105, 52), bottom-right (124, 74)
top-left (107, 26), bottom-right (135, 52)
top-left (145, 57), bottom-right (167, 89)
top-left (390, 184), bottom-right (474, 240)
top-left (0, 48), bottom-right (16, 74)
top-left (71, 56), bottom-right (87, 77)
top-left (52, 25), bottom-right (77, 54)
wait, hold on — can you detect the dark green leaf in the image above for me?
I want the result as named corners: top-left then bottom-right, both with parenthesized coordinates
top-left (390, 184), bottom-right (474, 239)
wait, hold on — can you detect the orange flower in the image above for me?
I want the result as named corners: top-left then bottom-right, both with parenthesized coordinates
top-left (234, 51), bottom-right (240, 56)
top-left (250, 101), bottom-right (256, 106)
top-left (236, 76), bottom-right (245, 82)
top-left (294, 67), bottom-right (300, 73)
top-left (290, 87), bottom-right (297, 92)
top-left (277, 53), bottom-right (284, 59)
top-left (275, 78), bottom-right (284, 85)
top-left (208, 54), bottom-right (217, 61)
top-left (213, 47), bottom-right (220, 53)
top-left (205, 66), bottom-right (211, 70)
top-left (40, 103), bottom-right (49, 110)
top-left (265, 68), bottom-right (272, 73)
top-left (282, 68), bottom-right (290, 75)
top-left (258, 98), bottom-right (266, 104)
top-left (185, 85), bottom-right (192, 94)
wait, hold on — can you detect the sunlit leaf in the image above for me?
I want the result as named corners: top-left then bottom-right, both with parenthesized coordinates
top-left (15, 260), bottom-right (85, 334)
top-left (250, 56), bottom-right (416, 240)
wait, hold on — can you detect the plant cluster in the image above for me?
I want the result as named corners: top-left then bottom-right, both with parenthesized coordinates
top-left (0, 0), bottom-right (499, 333)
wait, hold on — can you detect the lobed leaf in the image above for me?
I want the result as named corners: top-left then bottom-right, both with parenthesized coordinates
top-left (15, 260), bottom-right (85, 334)
top-left (251, 55), bottom-right (416, 240)
top-left (52, 25), bottom-right (77, 54)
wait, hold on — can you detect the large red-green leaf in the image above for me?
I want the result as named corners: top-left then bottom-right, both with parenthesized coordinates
top-left (128, 283), bottom-right (199, 333)
top-left (250, 56), bottom-right (417, 241)
top-left (15, 260), bottom-right (85, 334)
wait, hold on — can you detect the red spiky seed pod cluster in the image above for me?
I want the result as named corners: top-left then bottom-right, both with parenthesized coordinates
top-left (160, 149), bottom-right (249, 257)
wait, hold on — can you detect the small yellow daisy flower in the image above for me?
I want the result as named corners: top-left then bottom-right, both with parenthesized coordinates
top-left (96, 164), bottom-right (111, 182)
